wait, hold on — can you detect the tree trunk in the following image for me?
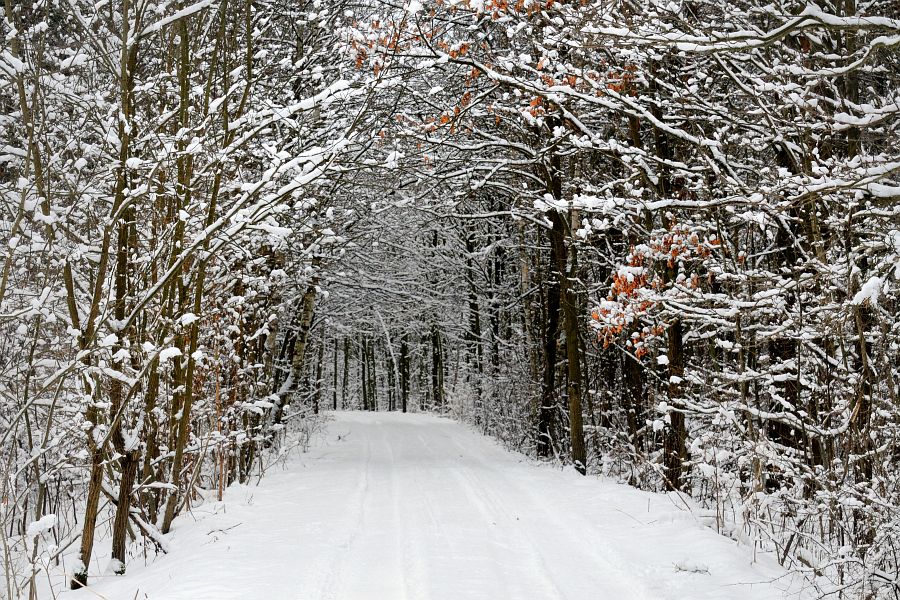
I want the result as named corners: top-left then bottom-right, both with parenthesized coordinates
top-left (333, 337), bottom-right (339, 410)
top-left (274, 260), bottom-right (319, 422)
top-left (368, 337), bottom-right (378, 410)
top-left (361, 336), bottom-right (369, 410)
top-left (431, 324), bottom-right (444, 409)
top-left (663, 319), bottom-right (688, 491)
top-left (110, 451), bottom-right (139, 572)
top-left (464, 229), bottom-right (484, 404)
top-left (550, 208), bottom-right (586, 474)
top-left (314, 339), bottom-right (324, 414)
top-left (400, 333), bottom-right (409, 413)
top-left (342, 337), bottom-right (350, 409)
top-left (72, 449), bottom-right (103, 587)
top-left (538, 232), bottom-right (560, 458)
top-left (623, 351), bottom-right (644, 451)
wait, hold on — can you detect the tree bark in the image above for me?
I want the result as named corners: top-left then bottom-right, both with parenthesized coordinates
top-left (361, 336), bottom-right (369, 410)
top-left (333, 337), bottom-right (339, 410)
top-left (274, 258), bottom-right (320, 422)
top-left (538, 235), bottom-right (561, 457)
top-left (550, 208), bottom-right (586, 475)
top-left (342, 337), bottom-right (350, 409)
top-left (464, 229), bottom-right (484, 404)
top-left (663, 319), bottom-right (688, 491)
top-left (431, 324), bottom-right (444, 409)
top-left (110, 451), bottom-right (139, 572)
top-left (400, 334), bottom-right (409, 413)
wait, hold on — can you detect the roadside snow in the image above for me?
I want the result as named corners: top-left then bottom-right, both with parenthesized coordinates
top-left (63, 411), bottom-right (807, 600)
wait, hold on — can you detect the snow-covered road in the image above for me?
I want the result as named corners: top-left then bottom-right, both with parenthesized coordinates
top-left (67, 411), bottom-right (806, 599)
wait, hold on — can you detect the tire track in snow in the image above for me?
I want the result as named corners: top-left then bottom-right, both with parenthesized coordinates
top-left (383, 426), bottom-right (414, 600)
top-left (334, 420), bottom-right (415, 600)
top-left (317, 431), bottom-right (372, 600)
top-left (393, 431), bottom-right (434, 600)
top-left (504, 468), bottom-right (659, 599)
top-left (442, 447), bottom-right (567, 600)
top-left (445, 428), bottom-right (657, 600)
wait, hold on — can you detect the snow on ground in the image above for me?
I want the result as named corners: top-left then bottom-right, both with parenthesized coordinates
top-left (64, 411), bottom-right (809, 600)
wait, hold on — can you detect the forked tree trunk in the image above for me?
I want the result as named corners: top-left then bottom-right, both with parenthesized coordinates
top-left (73, 0), bottom-right (138, 581)
top-left (110, 451), bottom-right (140, 571)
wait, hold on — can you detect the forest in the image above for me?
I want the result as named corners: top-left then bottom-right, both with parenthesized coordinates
top-left (1, 0), bottom-right (898, 598)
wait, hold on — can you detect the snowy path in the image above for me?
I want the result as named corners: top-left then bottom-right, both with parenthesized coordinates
top-left (67, 412), bottom-right (806, 600)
